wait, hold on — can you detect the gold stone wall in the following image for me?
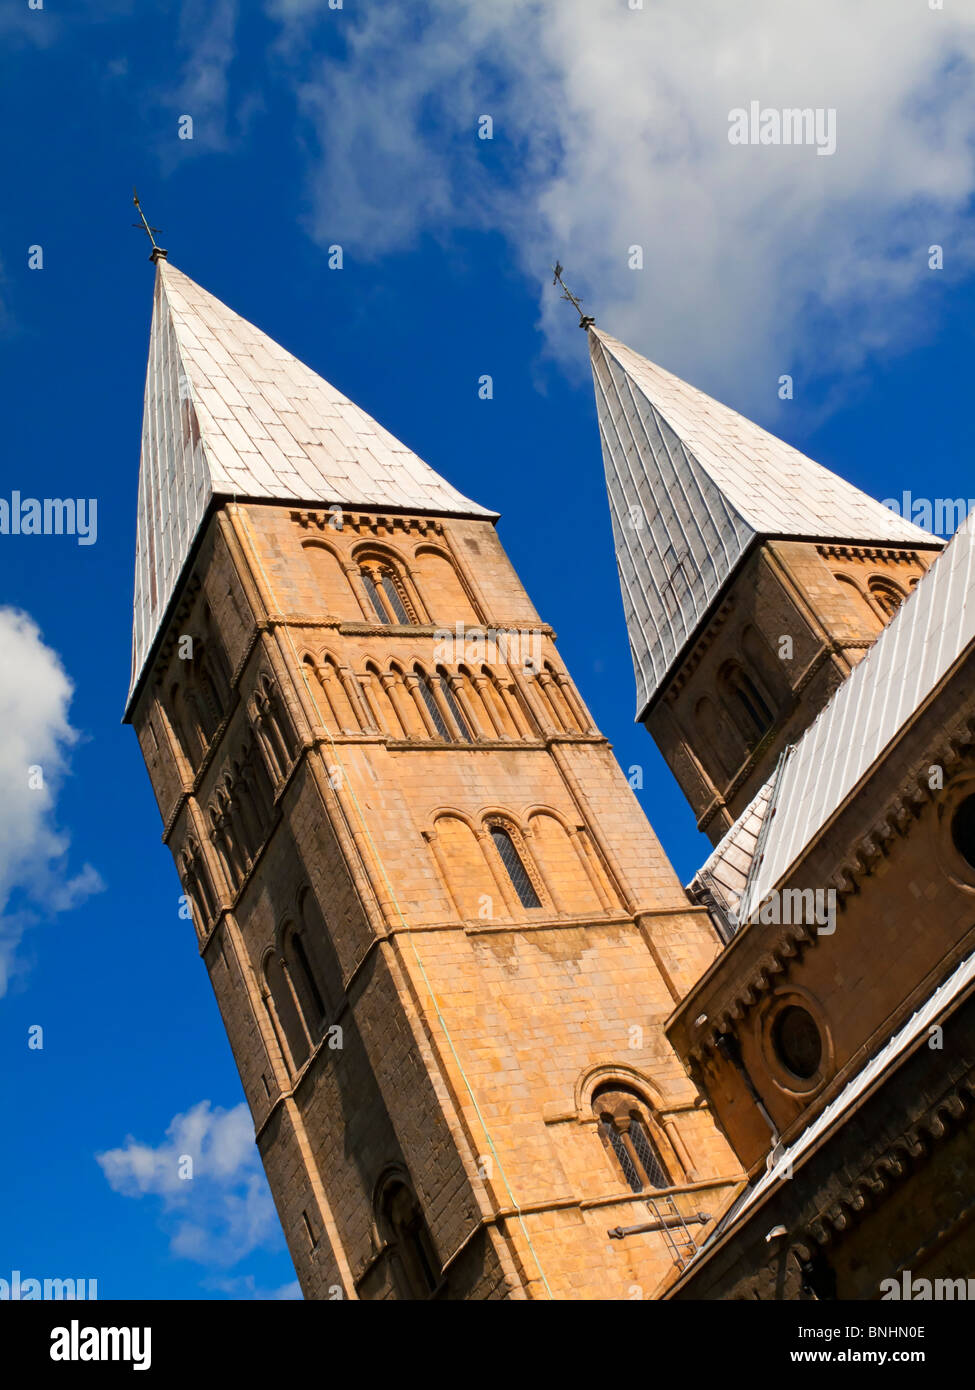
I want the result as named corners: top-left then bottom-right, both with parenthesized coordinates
top-left (130, 499), bottom-right (743, 1300)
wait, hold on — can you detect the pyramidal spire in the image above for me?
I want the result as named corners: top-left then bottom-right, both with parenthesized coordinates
top-left (589, 326), bottom-right (940, 720)
top-left (127, 260), bottom-right (493, 711)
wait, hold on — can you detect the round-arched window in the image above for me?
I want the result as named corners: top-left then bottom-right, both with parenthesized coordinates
top-left (592, 1085), bottom-right (670, 1192)
top-left (379, 1180), bottom-right (439, 1299)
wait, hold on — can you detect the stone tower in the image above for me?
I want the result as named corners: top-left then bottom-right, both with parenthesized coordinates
top-left (125, 257), bottom-right (742, 1301)
top-left (589, 329), bottom-right (943, 845)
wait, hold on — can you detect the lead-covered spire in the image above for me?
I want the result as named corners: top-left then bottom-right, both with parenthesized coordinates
top-left (589, 326), bottom-right (938, 719)
top-left (127, 260), bottom-right (493, 711)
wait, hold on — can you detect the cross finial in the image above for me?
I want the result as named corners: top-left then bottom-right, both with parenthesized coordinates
top-left (132, 187), bottom-right (168, 263)
top-left (552, 262), bottom-right (595, 330)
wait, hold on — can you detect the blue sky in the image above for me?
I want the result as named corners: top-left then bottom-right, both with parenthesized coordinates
top-left (1, 0), bottom-right (974, 1299)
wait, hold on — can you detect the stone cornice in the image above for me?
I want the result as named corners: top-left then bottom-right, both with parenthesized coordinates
top-left (290, 508), bottom-right (446, 539)
top-left (815, 543), bottom-right (940, 566)
top-left (800, 1064), bottom-right (975, 1254)
top-left (686, 923), bottom-right (817, 1068)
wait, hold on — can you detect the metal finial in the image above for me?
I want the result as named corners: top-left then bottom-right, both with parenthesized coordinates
top-left (552, 262), bottom-right (595, 330)
top-left (132, 187), bottom-right (168, 262)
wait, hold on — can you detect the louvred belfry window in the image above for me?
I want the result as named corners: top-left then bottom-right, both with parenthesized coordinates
top-left (869, 580), bottom-right (905, 618)
top-left (593, 1086), bottom-right (670, 1192)
top-left (359, 561), bottom-right (414, 625)
top-left (720, 661), bottom-right (773, 742)
top-left (361, 569), bottom-right (388, 622)
top-left (437, 672), bottom-right (473, 742)
top-left (415, 669), bottom-right (452, 740)
top-left (380, 572), bottom-right (410, 623)
top-left (489, 826), bottom-right (541, 909)
top-left (380, 1181), bottom-right (440, 1299)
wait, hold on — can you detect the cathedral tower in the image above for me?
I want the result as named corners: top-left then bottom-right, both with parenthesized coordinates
top-left (125, 258), bottom-right (741, 1300)
top-left (589, 329), bottom-right (943, 844)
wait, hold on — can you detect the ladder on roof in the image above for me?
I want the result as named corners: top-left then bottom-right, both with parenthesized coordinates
top-left (645, 1193), bottom-right (701, 1270)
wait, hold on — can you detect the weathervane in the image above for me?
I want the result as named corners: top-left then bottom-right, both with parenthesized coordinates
top-left (552, 262), bottom-right (595, 330)
top-left (132, 188), bottom-right (168, 262)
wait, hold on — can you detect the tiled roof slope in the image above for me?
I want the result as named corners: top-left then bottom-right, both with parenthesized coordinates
top-left (687, 780), bottom-right (774, 926)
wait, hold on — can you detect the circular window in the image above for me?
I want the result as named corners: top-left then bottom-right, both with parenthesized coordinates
top-left (951, 795), bottom-right (975, 871)
top-left (772, 1006), bottom-right (822, 1080)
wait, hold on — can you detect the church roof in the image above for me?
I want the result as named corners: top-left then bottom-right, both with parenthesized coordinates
top-left (687, 780), bottom-right (774, 927)
top-left (589, 327), bottom-right (940, 719)
top-left (691, 503), bottom-right (975, 928)
top-left (126, 258), bottom-right (493, 713)
top-left (736, 506), bottom-right (975, 923)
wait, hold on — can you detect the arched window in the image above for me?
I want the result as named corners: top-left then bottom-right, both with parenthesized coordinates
top-left (720, 662), bottom-right (773, 742)
top-left (229, 745), bottom-right (274, 865)
top-left (253, 672), bottom-right (297, 780)
top-left (361, 568), bottom-right (391, 622)
top-left (413, 666), bottom-right (452, 740)
top-left (284, 927), bottom-right (327, 1035)
top-left (593, 1086), bottom-right (670, 1192)
top-left (435, 669), bottom-right (473, 742)
top-left (170, 683), bottom-right (204, 771)
top-left (195, 667), bottom-right (222, 743)
top-left (358, 557), bottom-right (415, 625)
top-left (263, 950), bottom-right (310, 1073)
top-left (738, 671), bottom-right (772, 734)
top-left (298, 889), bottom-right (341, 1017)
top-left (488, 825), bottom-right (542, 909)
top-left (694, 695), bottom-right (742, 781)
top-left (180, 839), bottom-right (217, 932)
top-left (190, 640), bottom-right (232, 741)
top-left (379, 1180), bottom-right (440, 1299)
top-left (197, 608), bottom-right (233, 708)
top-left (869, 578), bottom-right (905, 618)
top-left (741, 626), bottom-right (785, 705)
top-left (247, 738), bottom-right (276, 822)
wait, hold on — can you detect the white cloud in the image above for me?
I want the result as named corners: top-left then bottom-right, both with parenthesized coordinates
top-left (0, 607), bottom-right (103, 996)
top-left (267, 0), bottom-right (975, 406)
top-left (171, 0), bottom-right (240, 152)
top-left (96, 1101), bottom-right (282, 1268)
